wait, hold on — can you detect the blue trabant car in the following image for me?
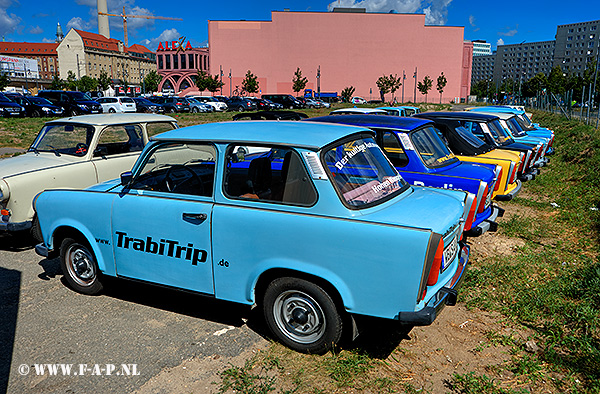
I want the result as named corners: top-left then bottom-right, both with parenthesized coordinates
top-left (34, 121), bottom-right (470, 354)
top-left (377, 107), bottom-right (408, 116)
top-left (307, 115), bottom-right (503, 237)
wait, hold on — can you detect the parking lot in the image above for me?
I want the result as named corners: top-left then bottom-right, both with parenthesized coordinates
top-left (0, 234), bottom-right (268, 393)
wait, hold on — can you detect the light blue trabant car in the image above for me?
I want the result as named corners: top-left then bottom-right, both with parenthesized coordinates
top-left (34, 121), bottom-right (471, 354)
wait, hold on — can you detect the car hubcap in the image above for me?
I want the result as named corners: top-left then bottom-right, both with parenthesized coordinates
top-left (273, 290), bottom-right (325, 344)
top-left (66, 245), bottom-right (95, 286)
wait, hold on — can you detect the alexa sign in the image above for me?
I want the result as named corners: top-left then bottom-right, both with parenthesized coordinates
top-left (157, 40), bottom-right (192, 51)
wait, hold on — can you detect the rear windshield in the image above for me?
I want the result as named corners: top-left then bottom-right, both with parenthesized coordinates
top-left (486, 120), bottom-right (513, 144)
top-left (323, 136), bottom-right (407, 208)
top-left (411, 126), bottom-right (457, 168)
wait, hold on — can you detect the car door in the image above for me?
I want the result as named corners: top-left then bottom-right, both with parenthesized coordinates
top-left (111, 142), bottom-right (217, 294)
top-left (91, 124), bottom-right (145, 182)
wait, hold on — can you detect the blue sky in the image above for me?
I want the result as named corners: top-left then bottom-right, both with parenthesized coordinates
top-left (1, 0), bottom-right (598, 51)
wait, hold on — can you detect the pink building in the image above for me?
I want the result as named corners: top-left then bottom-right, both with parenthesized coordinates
top-left (156, 39), bottom-right (210, 94)
top-left (209, 10), bottom-right (472, 103)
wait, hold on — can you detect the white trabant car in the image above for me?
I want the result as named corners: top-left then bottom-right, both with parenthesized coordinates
top-left (0, 113), bottom-right (177, 237)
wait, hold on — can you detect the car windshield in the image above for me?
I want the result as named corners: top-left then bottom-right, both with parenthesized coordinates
top-left (485, 120), bottom-right (513, 144)
top-left (501, 117), bottom-right (527, 137)
top-left (134, 98), bottom-right (153, 105)
top-left (0, 94), bottom-right (12, 102)
top-left (454, 124), bottom-right (487, 148)
top-left (70, 91), bottom-right (92, 101)
top-left (323, 136), bottom-right (407, 208)
top-left (29, 97), bottom-right (54, 105)
top-left (513, 114), bottom-right (535, 131)
top-left (411, 126), bottom-right (457, 167)
top-left (30, 123), bottom-right (94, 156)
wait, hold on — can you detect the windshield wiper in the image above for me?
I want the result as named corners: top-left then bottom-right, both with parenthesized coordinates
top-left (28, 146), bottom-right (40, 154)
top-left (46, 145), bottom-right (61, 157)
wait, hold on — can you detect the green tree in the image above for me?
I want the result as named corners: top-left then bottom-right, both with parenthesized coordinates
top-left (417, 75), bottom-right (433, 102)
top-left (65, 70), bottom-right (78, 90)
top-left (242, 70), bottom-right (259, 94)
top-left (98, 69), bottom-right (112, 91)
top-left (522, 73), bottom-right (547, 97)
top-left (376, 75), bottom-right (391, 102)
top-left (547, 65), bottom-right (566, 94)
top-left (49, 73), bottom-right (64, 90)
top-left (341, 86), bottom-right (355, 102)
top-left (292, 67), bottom-right (308, 94)
top-left (206, 74), bottom-right (225, 94)
top-left (195, 70), bottom-right (209, 91)
top-left (144, 70), bottom-right (162, 93)
top-left (78, 75), bottom-right (99, 93)
top-left (0, 73), bottom-right (9, 91)
top-left (470, 80), bottom-right (489, 98)
top-left (436, 72), bottom-right (447, 104)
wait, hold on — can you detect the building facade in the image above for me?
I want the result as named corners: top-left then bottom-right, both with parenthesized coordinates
top-left (208, 10), bottom-right (473, 103)
top-left (156, 40), bottom-right (210, 94)
top-left (553, 20), bottom-right (600, 76)
top-left (56, 29), bottom-right (156, 86)
top-left (493, 40), bottom-right (555, 84)
top-left (472, 40), bottom-right (492, 56)
top-left (0, 43), bottom-right (58, 80)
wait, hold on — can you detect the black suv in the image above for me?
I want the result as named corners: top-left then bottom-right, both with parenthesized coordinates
top-left (0, 93), bottom-right (25, 117)
top-left (261, 94), bottom-right (304, 109)
top-left (147, 96), bottom-right (190, 113)
top-left (37, 90), bottom-right (102, 116)
top-left (4, 93), bottom-right (64, 117)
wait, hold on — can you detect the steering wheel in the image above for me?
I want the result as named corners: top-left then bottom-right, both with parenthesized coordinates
top-left (164, 165), bottom-right (204, 195)
top-left (75, 143), bottom-right (88, 155)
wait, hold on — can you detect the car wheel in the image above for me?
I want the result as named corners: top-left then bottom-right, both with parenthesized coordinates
top-left (109, 108), bottom-right (116, 113)
top-left (289, 105), bottom-right (294, 109)
top-left (68, 108), bottom-right (78, 117)
top-left (191, 107), bottom-right (198, 113)
top-left (169, 107), bottom-right (176, 113)
top-left (237, 106), bottom-right (245, 112)
top-left (263, 277), bottom-right (343, 354)
top-left (32, 109), bottom-right (42, 118)
top-left (30, 216), bottom-right (43, 242)
top-left (60, 237), bottom-right (103, 295)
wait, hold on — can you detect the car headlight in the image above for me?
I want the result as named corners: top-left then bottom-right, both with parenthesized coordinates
top-left (42, 107), bottom-right (52, 112)
top-left (0, 180), bottom-right (9, 202)
top-left (78, 104), bottom-right (88, 109)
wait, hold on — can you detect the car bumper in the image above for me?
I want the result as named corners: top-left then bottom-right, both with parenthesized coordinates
top-left (0, 219), bottom-right (32, 232)
top-left (495, 180), bottom-right (522, 201)
top-left (518, 168), bottom-right (539, 182)
top-left (395, 242), bottom-right (470, 326)
top-left (464, 204), bottom-right (504, 237)
top-left (533, 157), bottom-right (549, 168)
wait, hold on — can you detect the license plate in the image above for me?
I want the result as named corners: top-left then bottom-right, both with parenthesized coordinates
top-left (442, 236), bottom-right (458, 271)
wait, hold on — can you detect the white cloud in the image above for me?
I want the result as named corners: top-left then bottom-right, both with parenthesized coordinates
top-left (498, 25), bottom-right (518, 37)
top-left (497, 38), bottom-right (504, 46)
top-left (468, 15), bottom-right (475, 27)
top-left (141, 28), bottom-right (182, 51)
top-left (29, 25), bottom-right (43, 34)
top-left (67, 16), bottom-right (93, 31)
top-left (0, 0), bottom-right (21, 37)
top-left (327, 0), bottom-right (453, 24)
top-left (42, 37), bottom-right (55, 43)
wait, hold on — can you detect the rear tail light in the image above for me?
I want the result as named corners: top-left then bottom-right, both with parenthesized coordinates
top-left (494, 166), bottom-right (503, 192)
top-left (477, 184), bottom-right (489, 213)
top-left (517, 152), bottom-right (525, 173)
top-left (508, 161), bottom-right (518, 184)
top-left (427, 238), bottom-right (445, 286)
top-left (464, 197), bottom-right (478, 231)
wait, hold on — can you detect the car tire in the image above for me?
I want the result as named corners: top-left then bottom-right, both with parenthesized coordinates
top-left (60, 237), bottom-right (103, 295)
top-left (32, 109), bottom-right (42, 118)
top-left (169, 107), bottom-right (176, 113)
top-left (109, 108), bottom-right (116, 113)
top-left (68, 108), bottom-right (78, 117)
top-left (263, 277), bottom-right (343, 354)
top-left (191, 107), bottom-right (198, 113)
top-left (30, 216), bottom-right (43, 242)
top-left (237, 106), bottom-right (245, 112)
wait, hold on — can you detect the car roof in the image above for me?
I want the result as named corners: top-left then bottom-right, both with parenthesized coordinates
top-left (470, 106), bottom-right (525, 114)
top-left (330, 108), bottom-right (387, 114)
top-left (152, 120), bottom-right (372, 150)
top-left (45, 113), bottom-right (176, 126)
top-left (376, 106), bottom-right (405, 111)
top-left (308, 114), bottom-right (432, 132)
top-left (472, 111), bottom-right (515, 120)
top-left (415, 111), bottom-right (499, 121)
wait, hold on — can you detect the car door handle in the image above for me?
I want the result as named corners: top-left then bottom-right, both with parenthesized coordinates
top-left (182, 213), bottom-right (207, 224)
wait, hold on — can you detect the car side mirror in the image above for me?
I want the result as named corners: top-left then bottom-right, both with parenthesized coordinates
top-left (94, 146), bottom-right (108, 157)
top-left (120, 171), bottom-right (133, 186)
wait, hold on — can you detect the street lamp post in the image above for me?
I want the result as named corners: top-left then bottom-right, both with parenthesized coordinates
top-left (402, 70), bottom-right (406, 103)
top-left (413, 67), bottom-right (417, 103)
top-left (316, 65), bottom-right (321, 100)
top-left (228, 69), bottom-right (232, 96)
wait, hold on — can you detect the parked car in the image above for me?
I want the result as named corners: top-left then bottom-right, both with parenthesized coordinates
top-left (414, 112), bottom-right (543, 180)
top-left (0, 92), bottom-right (25, 117)
top-left (315, 99), bottom-right (330, 108)
top-left (96, 96), bottom-right (137, 113)
top-left (192, 96), bottom-right (229, 112)
top-left (351, 96), bottom-right (367, 104)
top-left (246, 97), bottom-right (276, 111)
top-left (132, 97), bottom-right (164, 113)
top-left (330, 108), bottom-right (388, 115)
top-left (262, 98), bottom-right (283, 110)
top-left (308, 114), bottom-right (503, 237)
top-left (185, 97), bottom-right (214, 113)
top-left (413, 112), bottom-right (523, 201)
top-left (225, 97), bottom-right (257, 112)
top-left (377, 106), bottom-right (408, 116)
top-left (34, 120), bottom-right (472, 354)
top-left (37, 90), bottom-right (103, 116)
top-left (147, 96), bottom-right (191, 113)
top-left (400, 106), bottom-right (421, 116)
top-left (0, 113), bottom-right (177, 238)
top-left (3, 93), bottom-right (63, 117)
top-left (261, 94), bottom-right (304, 109)
top-left (232, 111), bottom-right (308, 121)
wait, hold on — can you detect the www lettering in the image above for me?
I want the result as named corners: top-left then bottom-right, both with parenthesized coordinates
top-left (115, 231), bottom-right (207, 265)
